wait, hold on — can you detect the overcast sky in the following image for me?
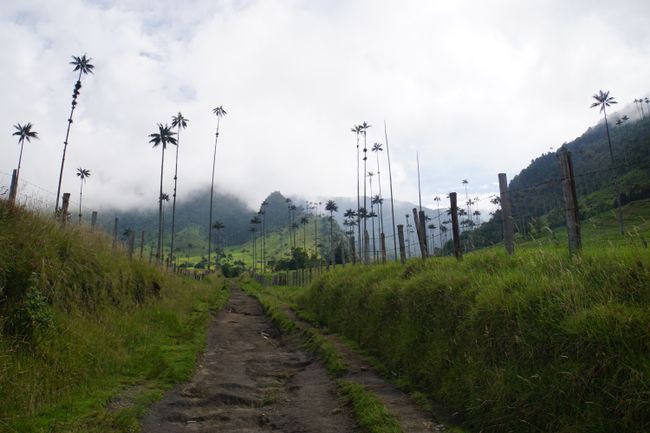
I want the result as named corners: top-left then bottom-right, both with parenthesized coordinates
top-left (1, 0), bottom-right (649, 213)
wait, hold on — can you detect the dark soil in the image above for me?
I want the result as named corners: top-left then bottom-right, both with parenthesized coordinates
top-left (140, 288), bottom-right (355, 433)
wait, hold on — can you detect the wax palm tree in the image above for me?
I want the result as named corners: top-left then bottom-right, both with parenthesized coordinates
top-left (427, 223), bottom-right (436, 249)
top-left (212, 220), bottom-right (225, 253)
top-left (325, 200), bottom-right (338, 266)
top-left (251, 215), bottom-right (262, 272)
top-left (208, 105), bottom-right (227, 271)
top-left (591, 90), bottom-right (623, 234)
top-left (368, 171), bottom-right (376, 260)
top-left (260, 200), bottom-right (268, 272)
top-left (55, 54), bottom-right (94, 213)
top-left (11, 122), bottom-right (39, 202)
top-left (360, 122), bottom-right (371, 262)
top-left (351, 124), bottom-right (363, 257)
top-left (371, 142), bottom-right (385, 235)
top-left (76, 167), bottom-right (91, 222)
top-left (169, 112), bottom-right (188, 268)
top-left (433, 196), bottom-right (443, 252)
top-left (636, 98), bottom-right (647, 119)
top-left (300, 216), bottom-right (309, 250)
top-left (149, 123), bottom-right (177, 264)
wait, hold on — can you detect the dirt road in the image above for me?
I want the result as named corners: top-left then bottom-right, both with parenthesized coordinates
top-left (140, 288), bottom-right (355, 433)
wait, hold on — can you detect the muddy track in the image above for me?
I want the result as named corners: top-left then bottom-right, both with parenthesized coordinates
top-left (284, 308), bottom-right (448, 433)
top-left (141, 288), bottom-right (355, 433)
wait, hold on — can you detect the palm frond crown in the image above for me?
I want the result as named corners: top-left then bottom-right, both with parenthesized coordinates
top-left (70, 54), bottom-right (94, 75)
top-left (13, 122), bottom-right (39, 144)
top-left (149, 123), bottom-right (177, 149)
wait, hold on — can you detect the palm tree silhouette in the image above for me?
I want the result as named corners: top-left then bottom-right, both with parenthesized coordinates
top-left (260, 200), bottom-right (268, 272)
top-left (351, 124), bottom-right (363, 258)
top-left (433, 196), bottom-right (442, 252)
top-left (251, 215), bottom-right (262, 272)
top-left (55, 54), bottom-right (94, 213)
top-left (208, 105), bottom-right (227, 271)
top-left (170, 112), bottom-right (188, 268)
top-left (300, 216), bottom-right (309, 250)
top-left (11, 122), bottom-right (39, 201)
top-left (637, 98), bottom-right (647, 119)
top-left (372, 142), bottom-right (385, 236)
top-left (360, 121), bottom-right (371, 262)
top-left (76, 167), bottom-right (91, 223)
top-left (160, 192), bottom-right (171, 262)
top-left (212, 220), bottom-right (225, 253)
top-left (149, 123), bottom-right (177, 264)
top-left (325, 200), bottom-right (338, 267)
top-left (591, 90), bottom-right (622, 234)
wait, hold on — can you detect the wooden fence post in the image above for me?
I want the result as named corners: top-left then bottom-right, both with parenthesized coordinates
top-left (380, 233), bottom-right (387, 263)
top-left (140, 230), bottom-right (145, 259)
top-left (498, 173), bottom-right (515, 255)
top-left (449, 192), bottom-right (462, 260)
top-left (61, 193), bottom-right (71, 225)
top-left (91, 211), bottom-right (98, 229)
top-left (419, 210), bottom-right (428, 257)
top-left (557, 148), bottom-right (581, 254)
top-left (350, 235), bottom-right (356, 264)
top-left (8, 169), bottom-right (18, 205)
top-left (112, 217), bottom-right (119, 249)
top-left (397, 224), bottom-right (406, 264)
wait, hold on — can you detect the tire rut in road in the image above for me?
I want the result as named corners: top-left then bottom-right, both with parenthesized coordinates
top-left (141, 288), bottom-right (355, 433)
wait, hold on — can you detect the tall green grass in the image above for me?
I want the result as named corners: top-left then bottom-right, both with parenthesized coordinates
top-left (0, 201), bottom-right (228, 432)
top-left (300, 246), bottom-right (650, 432)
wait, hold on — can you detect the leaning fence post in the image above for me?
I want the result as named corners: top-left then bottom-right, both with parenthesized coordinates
top-left (449, 192), bottom-right (462, 260)
top-left (498, 173), bottom-right (515, 255)
top-left (61, 193), bottom-right (71, 225)
top-left (557, 148), bottom-right (581, 254)
top-left (91, 211), bottom-right (98, 229)
top-left (8, 169), bottom-right (18, 205)
top-left (397, 224), bottom-right (407, 264)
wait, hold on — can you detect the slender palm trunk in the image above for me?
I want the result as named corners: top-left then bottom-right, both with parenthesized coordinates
top-left (369, 178), bottom-right (376, 261)
top-left (436, 202), bottom-right (442, 253)
top-left (170, 126), bottom-right (181, 269)
top-left (362, 131), bottom-right (368, 264)
top-left (78, 180), bottom-right (84, 223)
top-left (157, 146), bottom-right (166, 264)
top-left (16, 142), bottom-right (25, 181)
top-left (329, 213), bottom-right (334, 267)
top-left (356, 135), bottom-right (362, 260)
top-left (56, 70), bottom-right (83, 213)
top-left (207, 118), bottom-right (221, 271)
top-left (262, 213), bottom-right (266, 273)
top-left (603, 110), bottom-right (624, 235)
top-left (375, 151), bottom-right (384, 235)
top-left (384, 121), bottom-right (398, 260)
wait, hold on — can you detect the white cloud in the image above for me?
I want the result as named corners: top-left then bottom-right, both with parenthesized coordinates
top-left (1, 0), bottom-right (649, 213)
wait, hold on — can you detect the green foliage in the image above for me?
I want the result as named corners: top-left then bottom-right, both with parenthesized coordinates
top-left (0, 201), bottom-right (229, 432)
top-left (300, 247), bottom-right (650, 432)
top-left (338, 381), bottom-right (402, 433)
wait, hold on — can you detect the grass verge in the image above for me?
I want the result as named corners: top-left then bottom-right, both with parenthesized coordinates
top-left (0, 201), bottom-right (229, 432)
top-left (300, 245), bottom-right (650, 433)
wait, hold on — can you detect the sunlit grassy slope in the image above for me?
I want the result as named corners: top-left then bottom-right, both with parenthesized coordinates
top-left (0, 201), bottom-right (228, 433)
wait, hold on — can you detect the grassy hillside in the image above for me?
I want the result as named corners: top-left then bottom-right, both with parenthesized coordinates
top-left (292, 201), bottom-right (650, 432)
top-left (0, 200), bottom-right (228, 432)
